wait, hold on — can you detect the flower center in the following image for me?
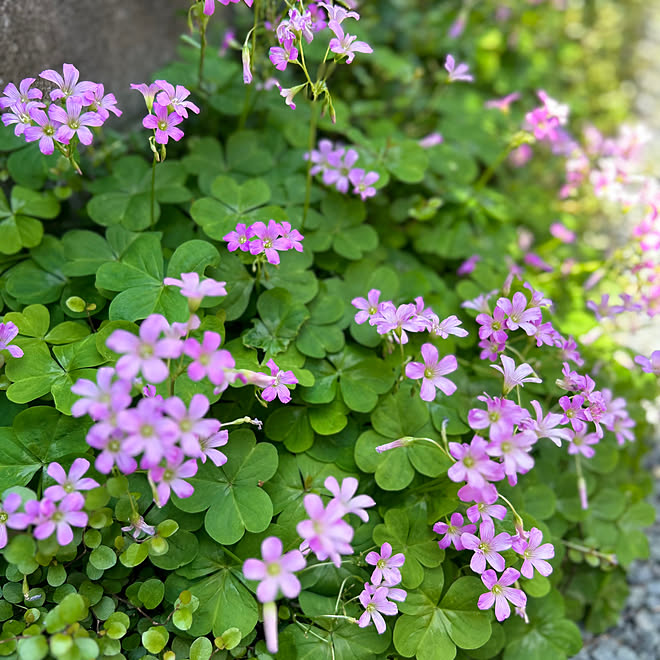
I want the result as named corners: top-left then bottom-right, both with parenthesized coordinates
top-left (0, 513), bottom-right (7, 524)
top-left (478, 541), bottom-right (489, 552)
top-left (463, 456), bottom-right (475, 468)
top-left (267, 563), bottom-right (281, 576)
top-left (492, 584), bottom-right (502, 596)
top-left (366, 603), bottom-right (376, 613)
top-left (424, 367), bottom-right (434, 379)
top-left (52, 511), bottom-right (64, 522)
top-left (44, 125), bottom-right (55, 136)
top-left (139, 344), bottom-right (153, 359)
top-left (163, 469), bottom-right (174, 481)
top-left (64, 483), bottom-right (75, 493)
top-left (109, 440), bottom-right (121, 452)
top-left (377, 558), bottom-right (387, 569)
top-left (180, 420), bottom-right (192, 432)
top-left (199, 354), bottom-right (210, 366)
top-left (501, 442), bottom-right (512, 453)
top-left (70, 120), bottom-right (80, 129)
top-left (141, 425), bottom-right (154, 437)
top-left (489, 411), bottom-right (500, 422)
top-left (158, 119), bottom-right (168, 131)
top-left (264, 239), bottom-right (273, 249)
top-left (368, 306), bottom-right (377, 315)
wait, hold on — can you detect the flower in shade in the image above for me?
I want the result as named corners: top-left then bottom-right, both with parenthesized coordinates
top-left (457, 255), bottom-right (481, 276)
top-left (0, 493), bottom-right (32, 547)
top-left (366, 542), bottom-right (405, 586)
top-left (40, 63), bottom-right (96, 101)
top-left (433, 512), bottom-right (476, 551)
top-left (149, 448), bottom-right (198, 506)
top-left (512, 527), bottom-right (554, 578)
top-left (445, 54), bottom-right (473, 82)
top-left (50, 97), bottom-right (104, 146)
top-left (154, 80), bottom-right (200, 118)
top-left (296, 494), bottom-right (354, 567)
top-left (0, 322), bottom-right (23, 358)
top-left (163, 272), bottom-right (227, 305)
top-left (405, 343), bottom-right (457, 401)
top-left (634, 351), bottom-right (660, 375)
top-left (261, 359), bottom-right (298, 404)
top-left (491, 355), bottom-right (542, 394)
top-left (44, 459), bottom-right (99, 501)
top-left (106, 314), bottom-right (181, 383)
top-left (143, 103), bottom-right (184, 144)
top-left (243, 536), bottom-right (306, 602)
top-left (23, 108), bottom-right (61, 155)
top-left (32, 493), bottom-right (88, 546)
top-left (324, 476), bottom-right (375, 521)
top-left (349, 168), bottom-right (379, 200)
top-left (460, 520), bottom-right (512, 574)
top-left (478, 568), bottom-right (526, 622)
top-left (0, 78), bottom-right (43, 109)
top-left (358, 586), bottom-right (398, 634)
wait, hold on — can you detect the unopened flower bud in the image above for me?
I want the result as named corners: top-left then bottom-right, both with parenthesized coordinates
top-left (376, 437), bottom-right (414, 453)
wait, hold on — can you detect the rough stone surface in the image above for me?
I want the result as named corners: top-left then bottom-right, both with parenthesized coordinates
top-left (0, 0), bottom-right (188, 118)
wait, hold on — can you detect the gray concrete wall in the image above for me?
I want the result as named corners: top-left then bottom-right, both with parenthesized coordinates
top-left (0, 0), bottom-right (188, 118)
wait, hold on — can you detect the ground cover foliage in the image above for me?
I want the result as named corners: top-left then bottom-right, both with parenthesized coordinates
top-left (0, 1), bottom-right (657, 659)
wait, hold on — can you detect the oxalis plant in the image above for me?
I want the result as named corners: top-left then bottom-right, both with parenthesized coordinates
top-left (0, 1), bottom-right (657, 659)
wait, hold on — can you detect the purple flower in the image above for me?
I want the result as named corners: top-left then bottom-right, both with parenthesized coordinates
top-left (418, 132), bottom-right (444, 148)
top-left (32, 493), bottom-right (88, 546)
top-left (131, 82), bottom-right (160, 113)
top-left (86, 428), bottom-right (137, 475)
top-left (370, 302), bottom-right (426, 344)
top-left (0, 493), bottom-right (31, 547)
top-left (466, 500), bottom-right (507, 525)
top-left (44, 459), bottom-right (99, 501)
top-left (566, 427), bottom-right (599, 458)
top-left (484, 92), bottom-right (520, 113)
top-left (457, 255), bottom-right (481, 276)
top-left (461, 520), bottom-right (512, 574)
top-left (223, 222), bottom-right (254, 252)
top-left (199, 430), bottom-right (229, 466)
top-left (521, 400), bottom-right (572, 447)
top-left (444, 54), bottom-right (473, 82)
top-left (243, 536), bottom-right (306, 602)
top-left (39, 64), bottom-right (96, 101)
top-left (448, 436), bottom-right (505, 489)
top-left (491, 355), bottom-right (542, 394)
top-left (486, 428), bottom-right (536, 486)
top-left (183, 332), bottom-right (235, 387)
top-left (83, 84), bottom-right (122, 121)
top-left (324, 476), bottom-right (375, 522)
top-left (278, 222), bottom-right (304, 252)
top-left (143, 103), bottom-right (184, 144)
top-left (319, 2), bottom-right (360, 28)
top-left (149, 448), bottom-right (198, 507)
top-left (203, 0), bottom-right (253, 16)
top-left (163, 272), bottom-right (227, 303)
top-left (261, 359), bottom-right (298, 404)
top-left (358, 586), bottom-right (398, 634)
top-left (23, 107), bottom-right (62, 155)
top-left (329, 24), bottom-right (373, 64)
top-left (306, 139), bottom-right (344, 176)
top-left (71, 367), bottom-right (132, 420)
top-left (365, 542), bottom-right (405, 586)
top-left (0, 78), bottom-right (43, 110)
top-left (324, 147), bottom-right (359, 193)
top-left (164, 394), bottom-right (220, 457)
top-left (433, 512), bottom-right (476, 551)
top-left (496, 292), bottom-right (542, 335)
top-left (2, 102), bottom-right (35, 136)
top-left (106, 314), bottom-right (181, 384)
top-left (512, 527), bottom-right (554, 578)
top-left (558, 394), bottom-right (587, 431)
top-left (478, 568), bottom-right (526, 621)
top-left (296, 494), bottom-right (354, 567)
top-left (154, 80), bottom-right (200, 118)
top-left (476, 306), bottom-right (508, 344)
top-left (242, 44), bottom-right (253, 84)
top-left (0, 322), bottom-right (23, 358)
top-left (635, 350), bottom-right (660, 375)
top-left (50, 97), bottom-right (104, 146)
top-left (349, 168), bottom-right (379, 200)
top-left (432, 315), bottom-right (469, 339)
top-left (269, 37), bottom-right (299, 71)
top-left (405, 343), bottom-right (457, 401)
top-left (121, 515), bottom-right (156, 540)
top-left (249, 220), bottom-right (289, 265)
top-left (351, 289), bottom-right (381, 325)
top-left (468, 395), bottom-right (527, 439)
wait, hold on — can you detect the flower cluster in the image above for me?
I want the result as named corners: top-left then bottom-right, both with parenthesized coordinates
top-left (132, 80), bottom-right (200, 146)
top-left (0, 64), bottom-right (120, 157)
top-left (305, 138), bottom-right (380, 200)
top-left (242, 476), bottom-right (380, 652)
top-left (0, 460), bottom-right (96, 549)
top-left (223, 220), bottom-right (304, 265)
top-left (70, 273), bottom-right (298, 509)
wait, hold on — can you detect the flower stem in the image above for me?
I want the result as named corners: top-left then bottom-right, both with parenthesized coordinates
top-left (302, 99), bottom-right (319, 229)
top-left (150, 153), bottom-right (157, 229)
top-left (198, 17), bottom-right (207, 89)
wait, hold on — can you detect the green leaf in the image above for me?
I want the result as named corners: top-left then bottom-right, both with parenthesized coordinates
top-left (61, 230), bottom-right (115, 277)
top-left (142, 626), bottom-right (169, 654)
top-left (173, 430), bottom-right (278, 545)
top-left (4, 304), bottom-right (50, 339)
top-left (89, 545), bottom-right (117, 571)
top-left (138, 579), bottom-right (165, 609)
top-left (189, 637), bottom-right (214, 660)
top-left (386, 140), bottom-right (429, 183)
top-left (243, 288), bottom-right (309, 355)
top-left (17, 635), bottom-right (49, 660)
top-left (264, 406), bottom-right (314, 453)
top-left (226, 130), bottom-right (275, 175)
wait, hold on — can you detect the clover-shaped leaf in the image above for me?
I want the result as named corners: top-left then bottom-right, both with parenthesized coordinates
top-left (0, 186), bottom-right (59, 255)
top-left (172, 430), bottom-right (278, 545)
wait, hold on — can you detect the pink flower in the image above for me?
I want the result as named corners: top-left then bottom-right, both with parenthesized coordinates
top-left (566, 427), bottom-right (599, 458)
top-left (444, 54), bottom-right (473, 82)
top-left (86, 428), bottom-right (137, 475)
top-left (520, 400), bottom-right (572, 447)
top-left (466, 500), bottom-right (507, 525)
top-left (512, 527), bottom-right (554, 578)
top-left (39, 63), bottom-right (96, 101)
top-left (279, 222), bottom-right (304, 252)
top-left (0, 78), bottom-right (43, 110)
top-left (149, 448), bottom-right (198, 506)
top-left (431, 315), bottom-right (469, 339)
top-left (44, 459), bottom-right (99, 501)
top-left (468, 395), bottom-right (527, 438)
top-left (243, 536), bottom-right (306, 602)
top-left (478, 568), bottom-right (526, 621)
top-left (106, 314), bottom-right (181, 384)
top-left (349, 168), bottom-right (379, 200)
top-left (433, 513), bottom-right (476, 551)
top-left (143, 103), bottom-right (184, 144)
top-left (460, 520), bottom-right (512, 574)
top-left (371, 302), bottom-right (426, 344)
top-left (550, 222), bottom-right (576, 243)
top-left (154, 80), bottom-right (200, 118)
top-left (490, 355), bottom-right (542, 394)
top-left (0, 493), bottom-right (32, 547)
top-left (351, 289), bottom-right (381, 325)
top-left (261, 360), bottom-right (298, 404)
top-left (496, 292), bottom-right (542, 335)
top-left (269, 37), bottom-right (299, 71)
top-left (476, 306), bottom-right (508, 344)
top-left (199, 430), bottom-right (229, 466)
top-left (223, 222), bottom-right (254, 252)
top-left (457, 255), bottom-right (481, 276)
top-left (358, 586), bottom-right (398, 634)
top-left (418, 132), bottom-right (444, 148)
top-left (448, 437), bottom-right (505, 488)
top-left (249, 220), bottom-right (289, 265)
top-left (365, 542), bottom-right (405, 586)
top-left (324, 476), bottom-right (375, 522)
top-left (71, 367), bottom-right (132, 421)
top-left (296, 494), bottom-right (354, 567)
top-left (485, 92), bottom-right (520, 113)
top-left (0, 322), bottom-right (24, 358)
top-left (83, 83), bottom-right (122, 120)
top-left (50, 96), bottom-right (103, 146)
top-left (131, 82), bottom-right (160, 113)
top-left (163, 272), bottom-right (227, 303)
top-left (164, 394), bottom-right (220, 457)
top-left (328, 24), bottom-right (373, 64)
top-left (23, 108), bottom-right (62, 155)
top-left (32, 493), bottom-right (88, 546)
top-left (486, 428), bottom-right (536, 486)
top-left (634, 350), bottom-right (660, 375)
top-left (183, 332), bottom-right (235, 387)
top-left (405, 343), bottom-right (457, 401)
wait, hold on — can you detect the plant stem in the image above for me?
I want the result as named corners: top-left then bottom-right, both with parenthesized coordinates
top-left (302, 99), bottom-right (319, 229)
top-left (150, 154), bottom-right (157, 228)
top-left (198, 17), bottom-right (207, 89)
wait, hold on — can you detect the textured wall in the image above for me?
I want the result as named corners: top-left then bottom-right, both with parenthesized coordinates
top-left (0, 0), bottom-right (188, 118)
